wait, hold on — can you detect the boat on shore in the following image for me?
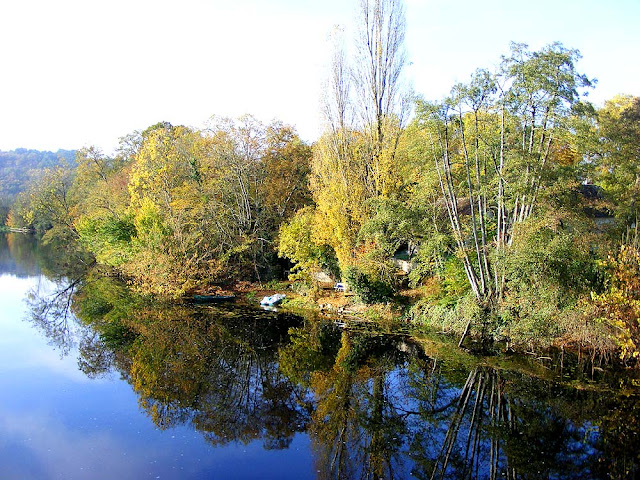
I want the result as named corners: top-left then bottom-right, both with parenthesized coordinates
top-left (191, 294), bottom-right (236, 303)
top-left (260, 293), bottom-right (286, 306)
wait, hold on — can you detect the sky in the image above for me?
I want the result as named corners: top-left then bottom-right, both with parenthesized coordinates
top-left (0, 0), bottom-right (638, 154)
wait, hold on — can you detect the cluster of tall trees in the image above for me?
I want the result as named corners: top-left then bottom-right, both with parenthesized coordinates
top-left (8, 118), bottom-right (312, 295)
top-left (6, 0), bottom-right (640, 354)
top-left (278, 0), bottom-right (639, 354)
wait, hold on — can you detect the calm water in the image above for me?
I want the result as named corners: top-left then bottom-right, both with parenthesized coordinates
top-left (1, 233), bottom-right (640, 480)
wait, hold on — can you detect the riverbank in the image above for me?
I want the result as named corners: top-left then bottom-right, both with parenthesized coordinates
top-left (1, 229), bottom-right (624, 370)
top-left (203, 280), bottom-right (625, 369)
top-left (195, 280), bottom-right (386, 316)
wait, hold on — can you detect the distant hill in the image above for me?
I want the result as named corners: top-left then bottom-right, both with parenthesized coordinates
top-left (0, 148), bottom-right (76, 225)
top-left (0, 148), bottom-right (76, 200)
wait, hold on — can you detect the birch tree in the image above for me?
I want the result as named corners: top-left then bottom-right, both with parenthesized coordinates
top-left (417, 43), bottom-right (593, 323)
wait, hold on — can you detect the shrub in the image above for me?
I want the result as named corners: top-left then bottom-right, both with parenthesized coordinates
top-left (592, 244), bottom-right (640, 362)
top-left (407, 292), bottom-right (481, 335)
top-left (342, 265), bottom-right (394, 304)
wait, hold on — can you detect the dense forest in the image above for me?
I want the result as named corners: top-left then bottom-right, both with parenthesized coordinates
top-left (4, 0), bottom-right (639, 361)
top-left (0, 148), bottom-right (76, 224)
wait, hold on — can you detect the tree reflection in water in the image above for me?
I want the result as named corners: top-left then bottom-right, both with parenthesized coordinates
top-left (26, 278), bottom-right (80, 356)
top-left (125, 305), bottom-right (310, 449)
top-left (302, 331), bottom-right (408, 479)
top-left (24, 266), bottom-right (640, 479)
top-left (405, 365), bottom-right (597, 480)
top-left (282, 323), bottom-right (639, 480)
top-left (20, 232), bottom-right (97, 357)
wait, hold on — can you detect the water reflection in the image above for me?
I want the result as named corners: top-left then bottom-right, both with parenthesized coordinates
top-left (5, 232), bottom-right (640, 479)
top-left (129, 306), bottom-right (309, 449)
top-left (26, 279), bottom-right (82, 356)
top-left (0, 233), bottom-right (40, 276)
top-left (67, 273), bottom-right (311, 450)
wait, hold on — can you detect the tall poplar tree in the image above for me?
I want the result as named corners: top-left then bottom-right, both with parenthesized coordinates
top-left (353, 0), bottom-right (410, 197)
top-left (309, 0), bottom-right (410, 269)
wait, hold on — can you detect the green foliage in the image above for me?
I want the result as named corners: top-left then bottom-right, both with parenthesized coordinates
top-left (342, 265), bottom-right (394, 304)
top-left (9, 164), bottom-right (77, 235)
top-left (590, 95), bottom-right (640, 231)
top-left (264, 279), bottom-right (289, 290)
top-left (356, 197), bottom-right (421, 286)
top-left (406, 292), bottom-right (481, 335)
top-left (497, 215), bottom-right (604, 346)
top-left (506, 216), bottom-right (603, 296)
top-left (76, 215), bottom-right (136, 267)
top-left (277, 206), bottom-right (339, 284)
top-left (441, 256), bottom-right (472, 304)
top-left (358, 198), bottom-right (418, 257)
top-left (406, 233), bottom-right (448, 288)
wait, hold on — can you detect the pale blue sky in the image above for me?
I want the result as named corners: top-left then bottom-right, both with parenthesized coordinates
top-left (0, 0), bottom-right (638, 153)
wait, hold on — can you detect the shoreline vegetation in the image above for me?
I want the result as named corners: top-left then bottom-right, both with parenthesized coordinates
top-left (2, 1), bottom-right (639, 365)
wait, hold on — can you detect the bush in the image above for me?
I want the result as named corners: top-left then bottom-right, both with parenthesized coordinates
top-left (592, 244), bottom-right (640, 362)
top-left (342, 265), bottom-right (394, 304)
top-left (277, 207), bottom-right (340, 285)
top-left (407, 292), bottom-right (483, 334)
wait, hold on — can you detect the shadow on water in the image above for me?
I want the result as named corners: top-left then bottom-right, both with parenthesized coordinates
top-left (5, 232), bottom-right (640, 480)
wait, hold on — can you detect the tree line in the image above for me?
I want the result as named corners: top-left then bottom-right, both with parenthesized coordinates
top-left (8, 118), bottom-right (312, 294)
top-left (6, 0), bottom-right (640, 359)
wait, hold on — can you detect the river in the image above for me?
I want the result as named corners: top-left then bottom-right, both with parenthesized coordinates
top-left (1, 232), bottom-right (639, 479)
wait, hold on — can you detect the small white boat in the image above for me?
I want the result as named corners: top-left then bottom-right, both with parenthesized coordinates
top-left (260, 293), bottom-right (286, 306)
